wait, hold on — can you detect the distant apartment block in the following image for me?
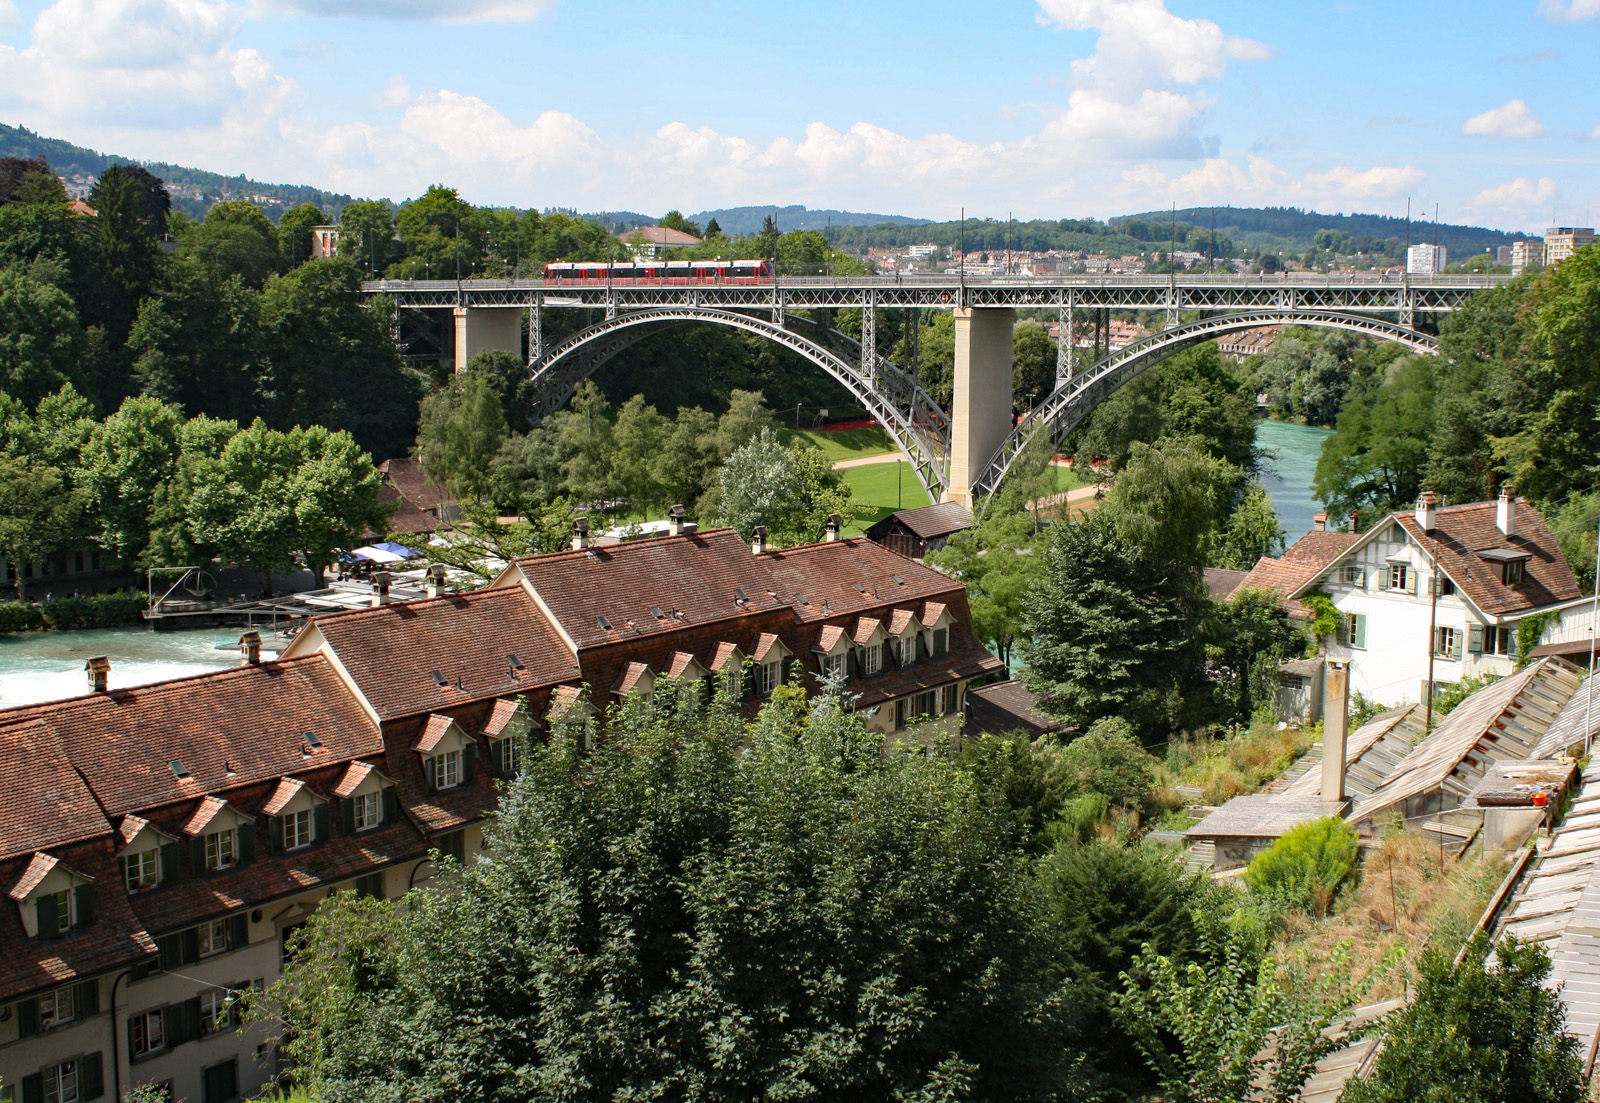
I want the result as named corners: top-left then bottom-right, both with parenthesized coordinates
top-left (1216, 326), bottom-right (1281, 358)
top-left (1543, 227), bottom-right (1597, 266)
top-left (1495, 245), bottom-right (1513, 265)
top-left (1406, 243), bottom-right (1448, 275)
top-left (310, 225), bottom-right (340, 259)
top-left (906, 244), bottom-right (939, 258)
top-left (1511, 239), bottom-right (1544, 277)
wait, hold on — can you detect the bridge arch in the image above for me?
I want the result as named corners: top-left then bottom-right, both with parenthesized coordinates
top-left (527, 307), bottom-right (953, 498)
top-left (970, 309), bottom-right (1438, 504)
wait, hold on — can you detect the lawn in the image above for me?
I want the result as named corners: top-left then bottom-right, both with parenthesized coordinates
top-left (780, 425), bottom-right (896, 463)
top-left (839, 460), bottom-right (931, 533)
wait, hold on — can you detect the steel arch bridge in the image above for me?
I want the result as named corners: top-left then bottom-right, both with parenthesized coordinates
top-left (526, 307), bottom-right (952, 498)
top-left (968, 309), bottom-right (1439, 504)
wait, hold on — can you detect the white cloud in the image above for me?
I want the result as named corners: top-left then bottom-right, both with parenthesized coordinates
top-left (1472, 176), bottom-right (1560, 208)
top-left (254, 0), bottom-right (554, 21)
top-left (1539, 0), bottom-right (1600, 22)
top-left (1036, 0), bottom-right (1268, 95)
top-left (1462, 98), bottom-right (1545, 138)
top-left (1295, 164), bottom-right (1425, 200)
top-left (0, 2), bottom-right (19, 32)
top-left (1116, 156), bottom-right (1420, 209)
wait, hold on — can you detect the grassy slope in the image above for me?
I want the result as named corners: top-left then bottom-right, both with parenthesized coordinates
top-left (839, 462), bottom-right (932, 533)
top-left (780, 425), bottom-right (895, 463)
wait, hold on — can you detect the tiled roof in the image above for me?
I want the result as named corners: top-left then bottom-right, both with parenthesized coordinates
top-left (667, 651), bottom-right (705, 678)
top-left (1186, 794), bottom-right (1331, 839)
top-left (482, 699), bottom-right (523, 737)
top-left (331, 760), bottom-right (377, 799)
top-left (853, 616), bottom-right (883, 645)
top-left (964, 679), bottom-right (1063, 736)
top-left (1235, 530), bottom-right (1360, 616)
top-left (1393, 499), bottom-right (1580, 616)
top-left (709, 641), bottom-right (745, 672)
top-left (413, 715), bottom-right (458, 753)
top-left (303, 586), bottom-right (579, 720)
top-left (375, 483), bottom-right (442, 537)
top-left (9, 852), bottom-right (65, 900)
top-left (0, 719), bottom-right (110, 860)
top-left (763, 538), bottom-right (961, 623)
top-left (0, 655), bottom-right (382, 818)
top-left (878, 501), bottom-right (973, 540)
top-left (1203, 567), bottom-right (1249, 600)
top-left (611, 662), bottom-right (652, 696)
top-left (377, 456), bottom-right (454, 512)
top-left (888, 608), bottom-right (920, 635)
top-left (117, 815), bottom-right (151, 847)
top-left (507, 528), bottom-right (786, 649)
top-left (260, 777), bottom-right (308, 817)
top-left (815, 625), bottom-right (847, 653)
top-left (921, 601), bottom-right (948, 626)
top-left (751, 633), bottom-right (786, 663)
top-left (182, 796), bottom-right (230, 837)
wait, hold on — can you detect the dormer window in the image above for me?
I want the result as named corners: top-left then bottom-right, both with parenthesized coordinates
top-left (820, 652), bottom-right (847, 681)
top-left (861, 643), bottom-right (883, 676)
top-left (1505, 560), bottom-right (1526, 586)
top-left (931, 628), bottom-right (948, 658)
top-left (45, 888), bottom-right (70, 934)
top-left (757, 660), bottom-right (782, 697)
top-left (334, 761), bottom-right (399, 833)
top-left (1389, 564), bottom-right (1409, 592)
top-left (429, 750), bottom-right (461, 790)
top-left (283, 808), bottom-right (313, 851)
top-left (416, 715), bottom-right (477, 794)
top-left (14, 854), bottom-right (96, 940)
top-left (353, 791), bottom-right (382, 830)
top-left (123, 848), bottom-right (159, 893)
top-left (205, 828), bottom-right (236, 871)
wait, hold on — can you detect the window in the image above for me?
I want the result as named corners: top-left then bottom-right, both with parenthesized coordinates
top-left (914, 691), bottom-right (937, 717)
top-left (757, 661), bottom-right (781, 697)
top-left (352, 791), bottom-right (381, 830)
top-left (1435, 626), bottom-right (1460, 659)
top-left (197, 918), bottom-right (231, 958)
top-left (354, 871), bottom-right (385, 899)
top-left (204, 828), bottom-right (236, 871)
top-left (942, 684), bottom-right (958, 715)
top-left (283, 809), bottom-right (312, 851)
top-left (49, 888), bottom-right (71, 932)
top-left (38, 987), bottom-right (75, 1028)
top-left (1342, 613), bottom-right (1367, 650)
top-left (1439, 575), bottom-right (1457, 596)
top-left (200, 989), bottom-right (233, 1036)
top-left (124, 849), bottom-right (160, 893)
top-left (1343, 564), bottom-right (1366, 587)
top-left (430, 750), bottom-right (461, 790)
top-left (861, 643), bottom-right (882, 676)
top-left (497, 738), bottom-right (522, 776)
top-left (819, 652), bottom-right (846, 682)
top-left (932, 628), bottom-right (948, 657)
top-left (1389, 564), bottom-right (1409, 591)
top-left (1505, 559), bottom-right (1526, 586)
top-left (43, 1059), bottom-right (79, 1103)
top-left (131, 1008), bottom-right (166, 1057)
top-left (1487, 624), bottom-right (1517, 656)
top-left (201, 1057), bottom-right (238, 1103)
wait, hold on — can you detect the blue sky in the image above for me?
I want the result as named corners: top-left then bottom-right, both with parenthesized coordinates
top-left (0, 0), bottom-right (1594, 230)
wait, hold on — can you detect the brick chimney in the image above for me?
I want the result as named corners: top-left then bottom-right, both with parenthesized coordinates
top-left (238, 630), bottom-right (262, 666)
top-left (1313, 512), bottom-right (1327, 532)
top-left (751, 526), bottom-right (768, 555)
top-left (825, 513), bottom-right (842, 542)
top-left (1348, 509), bottom-right (1360, 534)
top-left (1415, 490), bottom-right (1438, 532)
top-left (1497, 485), bottom-right (1517, 537)
top-left (86, 655), bottom-right (110, 693)
top-left (370, 570), bottom-right (392, 608)
top-left (668, 504), bottom-right (687, 537)
top-left (425, 563), bottom-right (448, 598)
top-left (1321, 659), bottom-right (1350, 812)
top-left (571, 516), bottom-right (590, 551)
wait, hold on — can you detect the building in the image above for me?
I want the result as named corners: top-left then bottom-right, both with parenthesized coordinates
top-left (308, 226), bottom-right (340, 259)
top-left (0, 525), bottom-right (1001, 1098)
top-left (376, 457), bottom-right (460, 525)
top-left (1495, 245), bottom-right (1513, 266)
top-left (1215, 326), bottom-right (1280, 358)
top-left (1406, 243), bottom-right (1448, 275)
top-left (865, 502), bottom-right (973, 559)
top-left (1544, 226), bottom-right (1597, 266)
top-left (617, 225), bottom-right (702, 258)
top-left (1510, 239), bottom-right (1545, 276)
top-left (964, 679), bottom-right (1065, 738)
top-left (1235, 488), bottom-right (1586, 707)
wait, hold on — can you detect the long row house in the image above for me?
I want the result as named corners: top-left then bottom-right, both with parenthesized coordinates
top-left (0, 525), bottom-right (1001, 1103)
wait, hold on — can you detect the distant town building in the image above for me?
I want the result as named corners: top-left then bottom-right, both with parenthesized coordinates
top-left (1406, 243), bottom-right (1448, 275)
top-left (906, 244), bottom-right (939, 258)
top-left (310, 225), bottom-right (340, 259)
top-left (618, 225), bottom-right (703, 258)
top-left (1510, 239), bottom-right (1544, 276)
top-left (1495, 245), bottom-right (1513, 266)
top-left (1216, 326), bottom-right (1281, 358)
top-left (1543, 226), bottom-right (1597, 266)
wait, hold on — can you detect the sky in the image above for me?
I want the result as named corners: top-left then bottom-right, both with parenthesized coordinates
top-left (0, 0), bottom-right (1595, 231)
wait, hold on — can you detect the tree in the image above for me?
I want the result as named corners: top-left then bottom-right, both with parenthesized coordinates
top-left (1210, 586), bottom-right (1304, 724)
top-left (650, 405), bottom-right (719, 515)
top-left (337, 199), bottom-right (400, 276)
top-left (182, 200), bottom-right (281, 287)
top-left (419, 499), bottom-right (576, 583)
top-left (1102, 436), bottom-right (1240, 578)
top-left (0, 456), bottom-right (82, 598)
top-left (658, 209), bottom-right (702, 238)
top-left (712, 387), bottom-right (774, 460)
top-left (79, 395), bottom-right (186, 563)
top-left (610, 394), bottom-right (668, 514)
top-left (1212, 479), bottom-right (1285, 570)
top-left (704, 216), bottom-right (722, 238)
top-left (557, 381), bottom-right (615, 511)
top-left (277, 203), bottom-right (327, 269)
top-left (926, 502), bottom-right (1044, 672)
top-left (286, 425), bottom-right (390, 586)
top-left (253, 685), bottom-right (1078, 1101)
top-left (490, 426), bottom-right (571, 514)
top-left (417, 370), bottom-right (509, 502)
top-left (88, 165), bottom-right (165, 343)
top-left (0, 156), bottom-right (67, 207)
top-left (1344, 935), bottom-right (1584, 1103)
top-left (393, 184), bottom-right (478, 279)
top-left (1055, 716), bottom-right (1158, 813)
top-left (1313, 357), bottom-right (1435, 520)
top-left (186, 419), bottom-right (301, 592)
top-left (714, 427), bottom-right (798, 540)
top-left (1012, 322), bottom-right (1056, 413)
top-left (0, 267), bottom-right (91, 406)
top-left (1243, 816), bottom-right (1359, 916)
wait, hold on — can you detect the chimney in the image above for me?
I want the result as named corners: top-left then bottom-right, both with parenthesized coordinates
top-left (825, 513), bottom-right (842, 542)
top-left (85, 656), bottom-right (110, 693)
top-left (1348, 509), bottom-right (1360, 534)
top-left (1497, 485), bottom-right (1517, 538)
top-left (751, 526), bottom-right (768, 555)
top-left (1415, 490), bottom-right (1438, 532)
top-left (1312, 512), bottom-right (1327, 533)
top-left (571, 516), bottom-right (590, 551)
top-left (425, 563), bottom-right (448, 598)
top-left (1321, 660), bottom-right (1350, 811)
top-left (238, 630), bottom-right (262, 666)
top-left (668, 504), bottom-right (686, 537)
top-left (370, 570), bottom-right (392, 608)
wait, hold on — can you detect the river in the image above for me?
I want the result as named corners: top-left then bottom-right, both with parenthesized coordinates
top-left (1254, 418), bottom-right (1333, 546)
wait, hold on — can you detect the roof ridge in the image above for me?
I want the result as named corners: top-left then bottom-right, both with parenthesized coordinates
top-left (514, 526), bottom-right (742, 564)
top-left (313, 584), bottom-right (522, 623)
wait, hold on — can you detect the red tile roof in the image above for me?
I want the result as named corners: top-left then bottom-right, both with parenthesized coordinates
top-left (413, 715), bottom-right (456, 753)
top-left (506, 528), bottom-right (786, 649)
top-left (0, 656), bottom-right (382, 817)
top-left (1393, 499), bottom-right (1580, 616)
top-left (0, 719), bottom-right (110, 860)
top-left (375, 483), bottom-right (442, 538)
top-left (762, 538), bottom-right (962, 622)
top-left (260, 777), bottom-right (309, 816)
top-left (9, 852), bottom-right (66, 900)
top-left (377, 456), bottom-right (455, 512)
top-left (611, 662), bottom-right (652, 695)
top-left (300, 585), bottom-right (579, 720)
top-left (1234, 530), bottom-right (1360, 616)
top-left (331, 760), bottom-right (377, 799)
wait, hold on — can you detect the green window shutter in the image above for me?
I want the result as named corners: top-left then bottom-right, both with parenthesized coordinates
top-left (116, 856), bottom-right (128, 891)
top-left (128, 1014), bottom-right (141, 1063)
top-left (1406, 570), bottom-right (1417, 595)
top-left (160, 842), bottom-right (181, 886)
top-left (230, 913), bottom-right (249, 949)
top-left (36, 894), bottom-right (59, 939)
top-left (489, 739), bottom-right (505, 777)
top-left (462, 744), bottom-right (477, 783)
top-left (75, 979), bottom-right (98, 1015)
top-left (1377, 569), bottom-right (1389, 590)
top-left (157, 932), bottom-right (183, 971)
top-left (1469, 624), bottom-right (1485, 654)
top-left (382, 786), bottom-right (398, 824)
top-left (237, 822), bottom-right (256, 864)
top-left (189, 835), bottom-right (205, 873)
top-left (130, 958), bottom-right (154, 982)
top-left (80, 1050), bottom-right (104, 1100)
top-left (18, 995), bottom-right (39, 1036)
top-left (339, 798), bottom-right (355, 836)
top-left (267, 816), bottom-right (284, 855)
top-left (313, 803), bottom-right (331, 844)
top-left (74, 884), bottom-right (95, 929)
top-left (1353, 615), bottom-right (1366, 649)
top-left (1335, 617), bottom-right (1347, 646)
top-left (21, 1072), bottom-right (43, 1103)
top-left (180, 996), bottom-right (202, 1043)
top-left (181, 927), bottom-right (200, 966)
top-left (423, 755), bottom-right (436, 794)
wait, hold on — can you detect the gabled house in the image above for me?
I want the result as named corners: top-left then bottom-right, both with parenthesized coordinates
top-left (1236, 488), bottom-right (1586, 707)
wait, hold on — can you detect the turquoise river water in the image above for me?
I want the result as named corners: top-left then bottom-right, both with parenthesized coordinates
top-left (0, 421), bottom-right (1333, 707)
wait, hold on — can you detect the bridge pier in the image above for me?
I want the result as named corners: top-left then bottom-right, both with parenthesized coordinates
top-left (453, 307), bottom-right (522, 373)
top-left (943, 307), bottom-right (1015, 508)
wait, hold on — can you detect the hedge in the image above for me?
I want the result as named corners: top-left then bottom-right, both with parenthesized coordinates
top-left (0, 591), bottom-right (148, 634)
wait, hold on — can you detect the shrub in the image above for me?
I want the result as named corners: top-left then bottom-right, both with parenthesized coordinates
top-left (1054, 716), bottom-right (1158, 812)
top-left (1244, 816), bottom-right (1359, 916)
top-left (0, 601), bottom-right (45, 634)
top-left (40, 591), bottom-right (146, 630)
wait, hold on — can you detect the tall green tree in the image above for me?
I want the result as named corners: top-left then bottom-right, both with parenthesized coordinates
top-left (610, 394), bottom-right (668, 513)
top-left (182, 200), bottom-right (280, 287)
top-left (0, 267), bottom-right (91, 406)
top-left (557, 380), bottom-right (616, 512)
top-left (417, 370), bottom-right (509, 502)
top-left (185, 418), bottom-right (300, 592)
top-left (1211, 479), bottom-right (1286, 570)
top-left (287, 424), bottom-right (389, 586)
top-left (79, 395), bottom-right (186, 563)
top-left (277, 203), bottom-right (327, 269)
top-left (926, 500), bottom-right (1044, 672)
top-left (336, 199), bottom-right (400, 276)
top-left (0, 456), bottom-right (83, 599)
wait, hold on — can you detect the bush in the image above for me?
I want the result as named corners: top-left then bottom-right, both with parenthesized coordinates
top-left (0, 601), bottom-right (45, 634)
top-left (1244, 816), bottom-right (1359, 915)
top-left (1055, 716), bottom-right (1159, 812)
top-left (41, 591), bottom-right (146, 630)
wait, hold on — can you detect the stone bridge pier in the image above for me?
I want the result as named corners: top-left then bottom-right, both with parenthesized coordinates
top-left (943, 307), bottom-right (1015, 509)
top-left (453, 306), bottom-right (522, 372)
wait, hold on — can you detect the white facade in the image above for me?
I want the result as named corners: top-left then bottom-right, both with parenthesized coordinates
top-left (1511, 239), bottom-right (1545, 277)
top-left (1406, 243), bottom-right (1448, 275)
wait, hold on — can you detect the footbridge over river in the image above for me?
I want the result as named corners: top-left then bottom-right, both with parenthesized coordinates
top-left (362, 273), bottom-right (1505, 507)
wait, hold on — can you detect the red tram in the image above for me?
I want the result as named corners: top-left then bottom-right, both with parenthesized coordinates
top-left (542, 259), bottom-right (773, 284)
